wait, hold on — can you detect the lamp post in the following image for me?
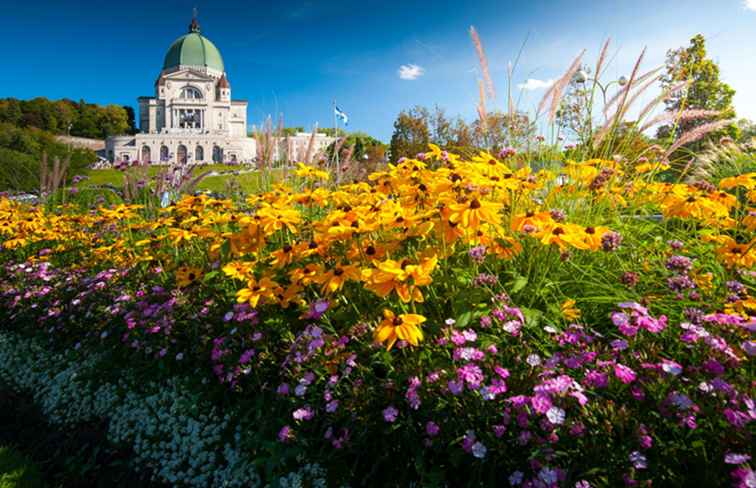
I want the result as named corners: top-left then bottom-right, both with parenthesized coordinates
top-left (570, 70), bottom-right (628, 147)
top-left (574, 70), bottom-right (628, 107)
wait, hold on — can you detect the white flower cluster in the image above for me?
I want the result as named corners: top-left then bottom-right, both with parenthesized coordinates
top-left (0, 331), bottom-right (330, 487)
top-left (274, 462), bottom-right (328, 488)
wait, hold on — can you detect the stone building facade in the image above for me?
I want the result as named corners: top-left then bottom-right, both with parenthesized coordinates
top-left (105, 16), bottom-right (336, 167)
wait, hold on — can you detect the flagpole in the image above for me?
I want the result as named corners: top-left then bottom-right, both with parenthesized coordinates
top-left (333, 100), bottom-right (340, 185)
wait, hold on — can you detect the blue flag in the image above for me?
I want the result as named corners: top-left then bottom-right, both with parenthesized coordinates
top-left (334, 106), bottom-right (349, 126)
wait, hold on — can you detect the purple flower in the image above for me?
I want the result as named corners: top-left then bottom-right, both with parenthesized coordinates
top-left (629, 451), bottom-right (647, 469)
top-left (601, 231), bottom-right (623, 252)
top-left (468, 245), bottom-right (487, 264)
top-left (473, 273), bottom-right (498, 287)
top-left (725, 453), bottom-right (752, 464)
top-left (426, 421), bottom-right (440, 437)
top-left (448, 379), bottom-right (464, 395)
top-left (278, 425), bottom-right (294, 443)
top-left (621, 271), bottom-right (639, 287)
top-left (498, 146), bottom-right (516, 159)
top-left (550, 208), bottom-right (566, 222)
top-left (668, 239), bottom-right (684, 250)
top-left (666, 255), bottom-right (693, 272)
top-left (667, 275), bottom-right (695, 292)
top-left (293, 407), bottom-right (314, 421)
top-left (239, 349), bottom-right (255, 364)
top-left (471, 441), bottom-right (487, 459)
top-left (383, 405), bottom-right (399, 423)
top-left (302, 299), bottom-right (330, 320)
top-left (509, 471), bottom-right (524, 486)
top-left (326, 400), bottom-right (339, 413)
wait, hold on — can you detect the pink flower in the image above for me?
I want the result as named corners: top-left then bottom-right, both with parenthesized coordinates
top-left (531, 394), bottom-right (553, 414)
top-left (614, 363), bottom-right (637, 384)
top-left (292, 407), bottom-right (314, 421)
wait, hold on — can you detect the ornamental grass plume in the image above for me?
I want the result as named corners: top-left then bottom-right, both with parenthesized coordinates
top-left (469, 26), bottom-right (495, 101)
top-left (539, 49), bottom-right (587, 122)
top-left (664, 119), bottom-right (737, 158)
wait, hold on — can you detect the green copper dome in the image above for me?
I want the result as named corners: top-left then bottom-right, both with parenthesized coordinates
top-left (162, 22), bottom-right (224, 73)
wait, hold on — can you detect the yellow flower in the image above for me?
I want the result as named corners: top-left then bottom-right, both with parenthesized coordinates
top-left (561, 299), bottom-right (581, 321)
top-left (447, 196), bottom-right (502, 230)
top-left (693, 272), bottom-right (714, 293)
top-left (222, 261), bottom-right (255, 281)
top-left (176, 266), bottom-right (203, 288)
top-left (314, 263), bottom-right (362, 294)
top-left (374, 309), bottom-right (426, 351)
top-left (294, 162), bottom-right (331, 181)
top-left (365, 256), bottom-right (436, 303)
top-left (537, 223), bottom-right (585, 251)
top-left (634, 161), bottom-right (670, 174)
top-left (236, 276), bottom-right (279, 308)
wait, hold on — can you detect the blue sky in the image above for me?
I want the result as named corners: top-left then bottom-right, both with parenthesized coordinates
top-left (1, 0), bottom-right (755, 141)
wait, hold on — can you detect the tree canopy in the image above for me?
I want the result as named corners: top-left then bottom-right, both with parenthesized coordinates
top-left (0, 97), bottom-right (135, 139)
top-left (657, 34), bottom-right (737, 152)
top-left (388, 105), bottom-right (536, 162)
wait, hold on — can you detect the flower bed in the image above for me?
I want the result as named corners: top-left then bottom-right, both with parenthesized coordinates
top-left (0, 148), bottom-right (754, 486)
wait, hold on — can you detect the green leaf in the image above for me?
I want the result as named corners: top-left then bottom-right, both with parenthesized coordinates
top-left (203, 270), bottom-right (219, 282)
top-left (456, 311), bottom-right (473, 328)
top-left (521, 307), bottom-right (544, 328)
top-left (511, 275), bottom-right (528, 293)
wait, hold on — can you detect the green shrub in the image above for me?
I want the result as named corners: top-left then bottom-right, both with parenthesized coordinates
top-left (0, 447), bottom-right (43, 488)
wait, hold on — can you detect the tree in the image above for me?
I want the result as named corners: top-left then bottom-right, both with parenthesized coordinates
top-left (472, 110), bottom-right (537, 151)
top-left (389, 106), bottom-right (430, 162)
top-left (123, 105), bottom-right (137, 134)
top-left (97, 104), bottom-right (131, 138)
top-left (657, 34), bottom-right (737, 152)
top-left (0, 98), bottom-right (22, 126)
top-left (736, 119), bottom-right (756, 142)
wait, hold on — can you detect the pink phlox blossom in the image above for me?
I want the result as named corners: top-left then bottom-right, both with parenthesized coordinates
top-left (453, 347), bottom-right (485, 361)
top-left (614, 363), bottom-right (637, 384)
top-left (457, 363), bottom-right (484, 389)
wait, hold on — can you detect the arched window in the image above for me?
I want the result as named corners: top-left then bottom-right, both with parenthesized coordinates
top-left (212, 145), bottom-right (223, 163)
top-left (177, 145), bottom-right (188, 164)
top-left (195, 146), bottom-right (204, 162)
top-left (121, 154), bottom-right (130, 161)
top-left (160, 145), bottom-right (169, 162)
top-left (141, 145), bottom-right (151, 163)
top-left (179, 86), bottom-right (203, 100)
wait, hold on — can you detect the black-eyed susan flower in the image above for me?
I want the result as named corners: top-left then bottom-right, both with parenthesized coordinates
top-left (374, 309), bottom-right (426, 351)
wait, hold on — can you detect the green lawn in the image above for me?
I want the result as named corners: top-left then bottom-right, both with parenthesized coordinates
top-left (82, 166), bottom-right (284, 195)
top-left (0, 447), bottom-right (43, 488)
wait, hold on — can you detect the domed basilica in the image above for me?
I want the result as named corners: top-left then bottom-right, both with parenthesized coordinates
top-left (106, 16), bottom-right (329, 165)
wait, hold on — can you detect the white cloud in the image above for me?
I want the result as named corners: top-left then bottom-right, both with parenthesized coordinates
top-left (745, 0), bottom-right (756, 10)
top-left (398, 64), bottom-right (424, 80)
top-left (517, 78), bottom-right (555, 91)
